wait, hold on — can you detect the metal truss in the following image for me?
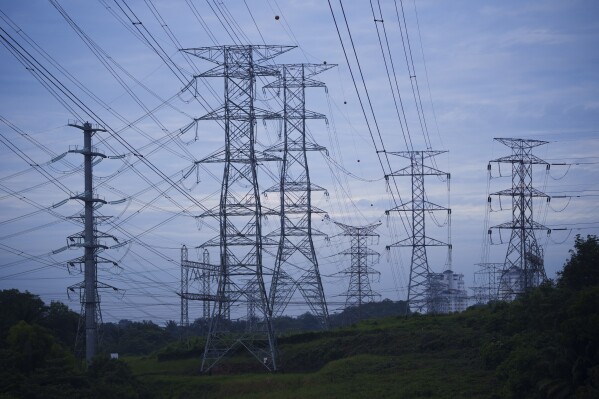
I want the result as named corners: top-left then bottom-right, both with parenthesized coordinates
top-left (489, 138), bottom-right (550, 300)
top-left (334, 221), bottom-right (381, 322)
top-left (385, 150), bottom-right (451, 314)
top-left (180, 245), bottom-right (216, 327)
top-left (472, 262), bottom-right (504, 304)
top-left (263, 63), bottom-right (334, 329)
top-left (182, 45), bottom-right (293, 373)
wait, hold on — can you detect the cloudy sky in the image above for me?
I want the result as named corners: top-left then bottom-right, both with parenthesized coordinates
top-left (1, 0), bottom-right (598, 322)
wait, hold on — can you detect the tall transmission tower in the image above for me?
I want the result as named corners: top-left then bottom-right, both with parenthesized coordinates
top-left (334, 221), bottom-right (381, 322)
top-left (263, 63), bottom-right (334, 329)
top-left (488, 138), bottom-right (550, 300)
top-left (385, 150), bottom-right (451, 314)
top-left (65, 121), bottom-right (118, 362)
top-left (180, 245), bottom-right (214, 327)
top-left (181, 45), bottom-right (293, 373)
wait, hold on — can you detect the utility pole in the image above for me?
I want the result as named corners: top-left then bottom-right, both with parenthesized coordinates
top-left (181, 45), bottom-right (293, 373)
top-left (385, 150), bottom-right (451, 314)
top-left (334, 221), bottom-right (381, 323)
top-left (263, 63), bottom-right (334, 329)
top-left (488, 138), bottom-right (550, 300)
top-left (66, 121), bottom-right (118, 363)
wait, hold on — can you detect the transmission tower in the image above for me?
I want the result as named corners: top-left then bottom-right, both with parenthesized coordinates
top-left (334, 221), bottom-right (381, 322)
top-left (488, 138), bottom-right (550, 300)
top-left (181, 45), bottom-right (293, 373)
top-left (65, 121), bottom-right (118, 362)
top-left (180, 245), bottom-right (215, 327)
top-left (472, 262), bottom-right (504, 304)
top-left (263, 63), bottom-right (334, 329)
top-left (385, 150), bottom-right (451, 314)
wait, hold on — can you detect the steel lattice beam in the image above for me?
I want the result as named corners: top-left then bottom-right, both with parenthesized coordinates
top-left (184, 45), bottom-right (290, 373)
top-left (333, 221), bottom-right (381, 323)
top-left (180, 246), bottom-right (215, 327)
top-left (489, 138), bottom-right (550, 300)
top-left (263, 64), bottom-right (333, 329)
top-left (385, 151), bottom-right (451, 314)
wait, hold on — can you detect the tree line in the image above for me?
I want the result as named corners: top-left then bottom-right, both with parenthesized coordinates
top-left (1, 234), bottom-right (597, 398)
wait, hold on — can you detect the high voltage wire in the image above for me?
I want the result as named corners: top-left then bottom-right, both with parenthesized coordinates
top-left (1, 2), bottom-right (440, 318)
top-left (0, 20), bottom-right (218, 224)
top-left (5, 1), bottom-right (590, 323)
top-left (327, 0), bottom-right (417, 240)
top-left (1, 1), bottom-right (404, 320)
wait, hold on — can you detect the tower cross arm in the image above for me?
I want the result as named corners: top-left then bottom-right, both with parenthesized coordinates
top-left (386, 164), bottom-right (449, 177)
top-left (386, 236), bottom-right (449, 249)
top-left (490, 153), bottom-right (549, 165)
top-left (338, 247), bottom-right (380, 257)
top-left (494, 137), bottom-right (548, 149)
top-left (387, 150), bottom-right (447, 159)
top-left (332, 221), bottom-right (381, 237)
top-left (490, 187), bottom-right (550, 198)
top-left (490, 220), bottom-right (550, 231)
top-left (181, 45), bottom-right (295, 64)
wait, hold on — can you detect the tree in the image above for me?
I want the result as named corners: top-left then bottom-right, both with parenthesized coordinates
top-left (85, 357), bottom-right (149, 399)
top-left (42, 301), bottom-right (79, 348)
top-left (0, 289), bottom-right (45, 344)
top-left (558, 234), bottom-right (599, 290)
top-left (6, 321), bottom-right (61, 374)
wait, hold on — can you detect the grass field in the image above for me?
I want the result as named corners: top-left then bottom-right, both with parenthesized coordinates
top-left (124, 314), bottom-right (500, 399)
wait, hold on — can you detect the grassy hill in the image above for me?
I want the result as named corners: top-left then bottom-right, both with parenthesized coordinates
top-left (124, 233), bottom-right (599, 399)
top-left (125, 312), bottom-right (500, 398)
top-left (2, 235), bottom-right (598, 398)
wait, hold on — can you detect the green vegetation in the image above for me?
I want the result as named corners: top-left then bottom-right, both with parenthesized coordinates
top-left (1, 235), bottom-right (598, 398)
top-left (0, 289), bottom-right (152, 398)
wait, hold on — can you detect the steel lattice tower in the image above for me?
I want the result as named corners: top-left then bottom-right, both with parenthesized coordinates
top-left (385, 150), bottom-right (451, 314)
top-left (334, 221), bottom-right (381, 321)
top-left (472, 262), bottom-right (504, 304)
top-left (66, 121), bottom-right (118, 362)
top-left (489, 138), bottom-right (549, 300)
top-left (263, 64), bottom-right (334, 329)
top-left (180, 246), bottom-right (214, 327)
top-left (182, 45), bottom-right (293, 373)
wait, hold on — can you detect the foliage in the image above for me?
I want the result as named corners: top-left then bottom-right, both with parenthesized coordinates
top-left (43, 301), bottom-right (79, 349)
top-left (329, 298), bottom-right (409, 327)
top-left (558, 234), bottom-right (599, 291)
top-left (0, 290), bottom-right (153, 398)
top-left (84, 356), bottom-right (152, 399)
top-left (0, 289), bottom-right (45, 344)
top-left (122, 236), bottom-right (599, 398)
top-left (483, 235), bottom-right (599, 398)
top-left (100, 320), bottom-right (171, 356)
top-left (2, 236), bottom-right (598, 397)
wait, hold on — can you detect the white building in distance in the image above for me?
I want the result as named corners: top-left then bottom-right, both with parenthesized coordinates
top-left (428, 270), bottom-right (468, 313)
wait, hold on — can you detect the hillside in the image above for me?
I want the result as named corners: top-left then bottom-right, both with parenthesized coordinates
top-left (123, 235), bottom-right (599, 398)
top-left (1, 235), bottom-right (598, 398)
top-left (125, 313), bottom-right (497, 398)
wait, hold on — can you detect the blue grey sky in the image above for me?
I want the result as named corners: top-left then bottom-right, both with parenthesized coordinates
top-left (1, 0), bottom-right (598, 322)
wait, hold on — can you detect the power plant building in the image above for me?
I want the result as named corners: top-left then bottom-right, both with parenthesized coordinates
top-left (428, 270), bottom-right (468, 313)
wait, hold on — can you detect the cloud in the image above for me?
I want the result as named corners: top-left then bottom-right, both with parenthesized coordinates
top-left (500, 27), bottom-right (574, 47)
